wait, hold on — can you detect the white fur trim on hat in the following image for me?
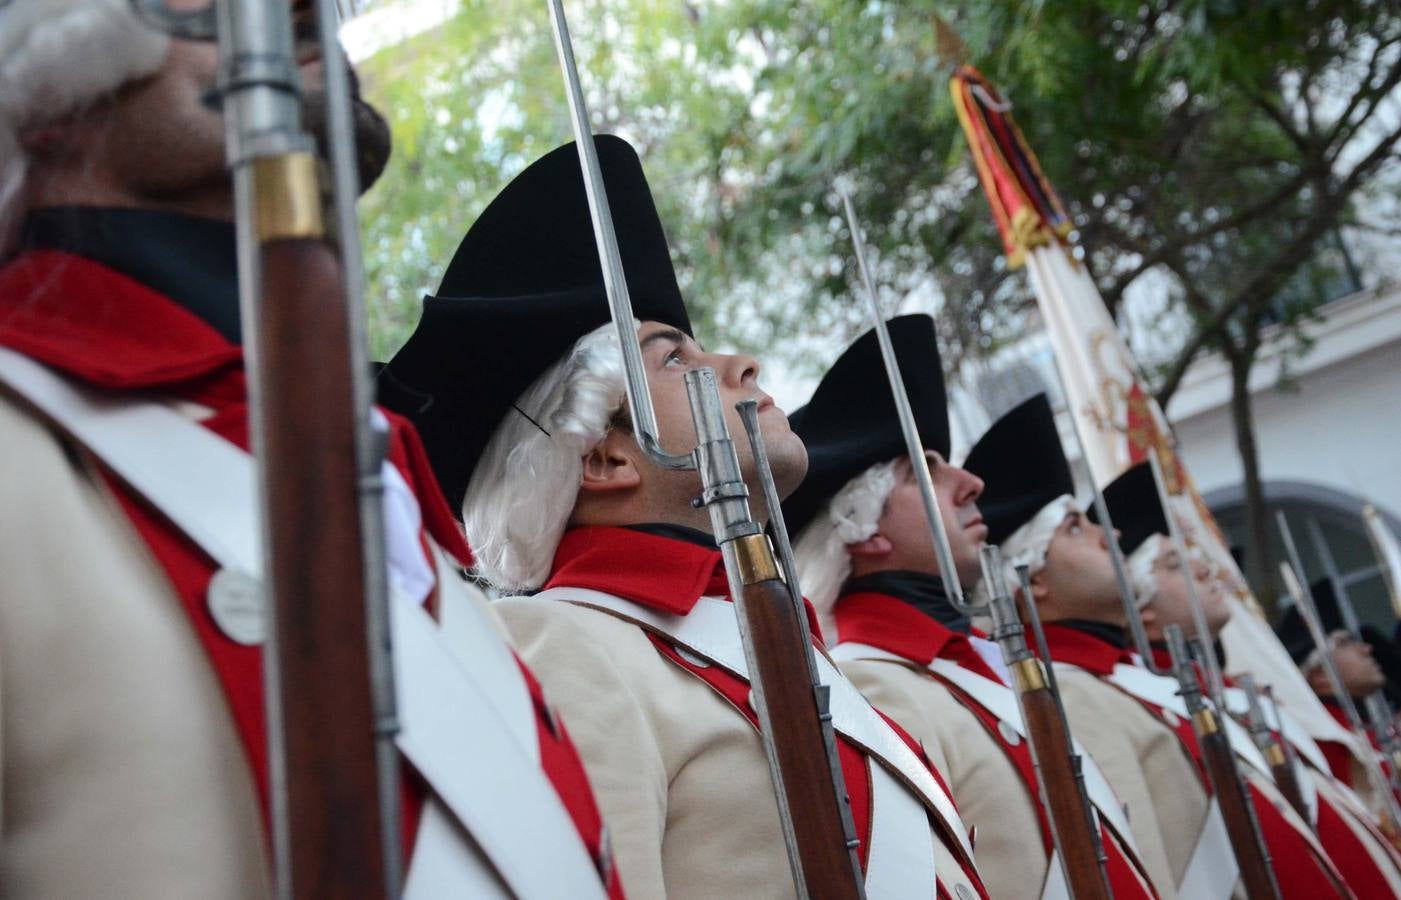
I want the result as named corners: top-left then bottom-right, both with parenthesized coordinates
top-left (0, 0), bottom-right (170, 233)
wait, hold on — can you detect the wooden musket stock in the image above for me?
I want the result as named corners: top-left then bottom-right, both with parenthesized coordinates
top-left (732, 567), bottom-right (864, 900)
top-left (1263, 740), bottom-right (1309, 821)
top-left (1194, 710), bottom-right (1280, 899)
top-left (258, 230), bottom-right (387, 898)
top-left (1012, 664), bottom-right (1113, 900)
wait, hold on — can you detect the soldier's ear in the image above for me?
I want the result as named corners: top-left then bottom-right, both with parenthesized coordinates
top-left (846, 533), bottom-right (894, 559)
top-left (1027, 569), bottom-right (1051, 602)
top-left (579, 430), bottom-right (642, 493)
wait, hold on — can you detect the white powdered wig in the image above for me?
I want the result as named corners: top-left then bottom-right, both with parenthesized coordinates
top-left (1127, 534), bottom-right (1166, 610)
top-left (463, 322), bottom-right (627, 593)
top-left (792, 459), bottom-right (899, 643)
top-left (0, 0), bottom-right (170, 243)
top-left (978, 494), bottom-right (1079, 605)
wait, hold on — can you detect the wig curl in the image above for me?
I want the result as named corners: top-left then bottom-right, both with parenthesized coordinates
top-left (463, 323), bottom-right (627, 593)
top-left (792, 459), bottom-right (899, 643)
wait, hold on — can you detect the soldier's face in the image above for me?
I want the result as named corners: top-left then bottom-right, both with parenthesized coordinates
top-left (40, 0), bottom-right (389, 216)
top-left (875, 452), bottom-right (987, 587)
top-left (1331, 638), bottom-right (1386, 697)
top-left (1039, 510), bottom-right (1124, 622)
top-left (630, 320), bottom-right (808, 499)
top-left (1144, 545), bottom-right (1232, 638)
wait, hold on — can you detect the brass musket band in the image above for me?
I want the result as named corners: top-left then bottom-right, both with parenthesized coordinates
top-left (253, 154), bottom-right (325, 241)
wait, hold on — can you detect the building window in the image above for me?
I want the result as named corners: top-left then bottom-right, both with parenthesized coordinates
top-left (1205, 481), bottom-right (1400, 632)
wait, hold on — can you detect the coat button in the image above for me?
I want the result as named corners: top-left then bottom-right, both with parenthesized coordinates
top-left (1162, 709), bottom-right (1181, 729)
top-left (997, 720), bottom-right (1021, 746)
top-left (207, 568), bottom-right (266, 646)
top-left (955, 883), bottom-right (977, 900)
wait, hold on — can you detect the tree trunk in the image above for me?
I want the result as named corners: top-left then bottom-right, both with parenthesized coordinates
top-left (1226, 341), bottom-right (1279, 615)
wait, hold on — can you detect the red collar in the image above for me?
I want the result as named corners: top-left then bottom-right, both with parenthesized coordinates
top-left (0, 250), bottom-right (243, 392)
top-left (834, 592), bottom-right (1004, 682)
top-left (835, 592), bottom-right (965, 665)
top-left (1042, 622), bottom-right (1136, 676)
top-left (545, 526), bottom-right (825, 638)
top-left (0, 249), bottom-right (473, 566)
top-left (545, 526), bottom-right (728, 615)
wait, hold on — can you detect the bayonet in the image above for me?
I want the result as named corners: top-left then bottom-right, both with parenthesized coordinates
top-left (548, 3), bottom-right (863, 894)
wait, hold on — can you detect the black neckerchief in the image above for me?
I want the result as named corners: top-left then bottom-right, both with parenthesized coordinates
top-left (1057, 618), bottom-right (1131, 649)
top-left (22, 206), bottom-right (241, 344)
top-left (840, 570), bottom-right (970, 634)
top-left (624, 523), bottom-right (719, 551)
top-left (1149, 637), bottom-right (1229, 669)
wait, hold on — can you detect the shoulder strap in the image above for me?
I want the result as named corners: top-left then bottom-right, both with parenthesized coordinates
top-left (537, 588), bottom-right (974, 862)
top-left (928, 659), bottom-right (1136, 849)
top-left (1107, 664), bottom-right (1272, 777)
top-left (0, 347), bottom-right (604, 900)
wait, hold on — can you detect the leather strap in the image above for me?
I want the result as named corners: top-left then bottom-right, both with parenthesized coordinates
top-left (1178, 801), bottom-right (1240, 900)
top-left (1107, 664), bottom-right (1271, 776)
top-left (0, 346), bottom-right (603, 900)
top-left (833, 641), bottom-right (1135, 849)
top-left (537, 587), bottom-right (970, 887)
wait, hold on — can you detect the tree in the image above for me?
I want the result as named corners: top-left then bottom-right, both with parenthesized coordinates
top-left (357, 0), bottom-right (1401, 606)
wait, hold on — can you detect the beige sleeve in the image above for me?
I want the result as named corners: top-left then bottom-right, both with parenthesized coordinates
top-left (496, 597), bottom-right (671, 900)
top-left (1055, 669), bottom-right (1181, 898)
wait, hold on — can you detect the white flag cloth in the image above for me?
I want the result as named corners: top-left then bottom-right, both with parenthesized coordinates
top-left (1025, 241), bottom-right (1359, 752)
top-left (953, 65), bottom-right (1369, 780)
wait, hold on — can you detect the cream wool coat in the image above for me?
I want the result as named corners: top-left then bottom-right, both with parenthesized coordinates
top-left (498, 593), bottom-right (982, 900)
top-left (1052, 665), bottom-right (1208, 899)
top-left (0, 392), bottom-right (273, 900)
top-left (839, 657), bottom-right (1066, 900)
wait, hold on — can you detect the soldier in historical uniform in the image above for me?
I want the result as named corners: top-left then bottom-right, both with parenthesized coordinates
top-left (0, 2), bottom-right (618, 897)
top-left (1104, 464), bottom-right (1401, 898)
top-left (964, 404), bottom-right (1352, 898)
top-left (379, 136), bottom-right (988, 899)
top-left (782, 326), bottom-right (1159, 900)
top-left (1279, 578), bottom-right (1399, 794)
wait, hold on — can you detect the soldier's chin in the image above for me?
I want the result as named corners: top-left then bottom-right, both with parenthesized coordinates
top-left (302, 90), bottom-right (393, 194)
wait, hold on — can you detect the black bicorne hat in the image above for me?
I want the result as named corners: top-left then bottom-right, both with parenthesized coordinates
top-left (961, 393), bottom-right (1074, 546)
top-left (377, 136), bottom-right (692, 516)
top-left (782, 314), bottom-right (949, 537)
top-left (1088, 462), bottom-right (1165, 557)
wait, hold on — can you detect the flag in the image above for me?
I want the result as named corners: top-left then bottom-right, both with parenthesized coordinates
top-left (951, 64), bottom-right (1360, 755)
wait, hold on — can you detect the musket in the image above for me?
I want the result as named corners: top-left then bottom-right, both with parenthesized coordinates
top-left (982, 552), bottom-right (1111, 900)
top-left (129, 0), bottom-right (397, 897)
top-left (1277, 512), bottom-right (1401, 835)
top-left (1362, 503), bottom-right (1401, 784)
top-left (1167, 627), bottom-right (1282, 899)
top-left (1239, 674), bottom-right (1310, 819)
top-left (547, 3), bottom-right (864, 896)
top-left (838, 190), bottom-right (1111, 897)
top-left (1137, 472), bottom-right (1288, 893)
top-left (1327, 565), bottom-right (1401, 793)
